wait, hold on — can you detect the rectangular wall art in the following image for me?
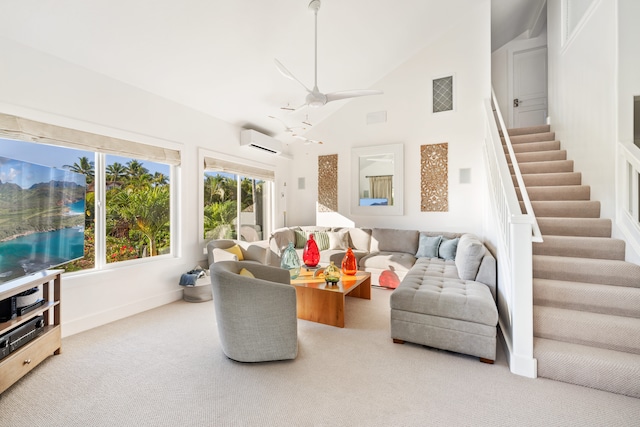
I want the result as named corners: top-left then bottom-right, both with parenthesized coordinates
top-left (433, 76), bottom-right (454, 113)
top-left (420, 143), bottom-right (448, 212)
top-left (318, 154), bottom-right (338, 212)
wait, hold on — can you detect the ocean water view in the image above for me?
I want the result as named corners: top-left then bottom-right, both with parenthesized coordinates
top-left (0, 227), bottom-right (85, 284)
top-left (67, 199), bottom-right (86, 215)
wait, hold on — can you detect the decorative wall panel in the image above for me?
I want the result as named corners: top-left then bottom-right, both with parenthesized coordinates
top-left (420, 143), bottom-right (448, 212)
top-left (318, 154), bottom-right (338, 212)
top-left (433, 76), bottom-right (454, 113)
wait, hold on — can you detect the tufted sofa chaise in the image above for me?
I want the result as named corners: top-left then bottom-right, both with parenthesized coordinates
top-left (389, 233), bottom-right (498, 362)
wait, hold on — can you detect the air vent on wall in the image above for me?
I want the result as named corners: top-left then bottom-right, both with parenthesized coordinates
top-left (240, 129), bottom-right (282, 155)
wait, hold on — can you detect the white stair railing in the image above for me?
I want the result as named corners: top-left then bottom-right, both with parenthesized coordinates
top-left (483, 89), bottom-right (539, 378)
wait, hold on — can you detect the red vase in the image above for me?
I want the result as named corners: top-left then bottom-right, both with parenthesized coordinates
top-left (302, 233), bottom-right (320, 267)
top-left (341, 247), bottom-right (357, 275)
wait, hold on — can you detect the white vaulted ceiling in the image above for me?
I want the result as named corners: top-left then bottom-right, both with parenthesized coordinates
top-left (0, 0), bottom-right (544, 142)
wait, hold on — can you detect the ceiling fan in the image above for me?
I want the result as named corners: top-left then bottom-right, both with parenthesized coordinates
top-left (275, 0), bottom-right (383, 109)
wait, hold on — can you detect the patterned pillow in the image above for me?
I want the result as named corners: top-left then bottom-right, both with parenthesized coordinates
top-left (307, 231), bottom-right (330, 251)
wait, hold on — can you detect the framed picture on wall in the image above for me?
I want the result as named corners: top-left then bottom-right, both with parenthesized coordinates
top-left (432, 74), bottom-right (455, 114)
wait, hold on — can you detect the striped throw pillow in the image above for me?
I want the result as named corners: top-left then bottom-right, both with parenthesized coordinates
top-left (294, 229), bottom-right (307, 248)
top-left (308, 231), bottom-right (330, 251)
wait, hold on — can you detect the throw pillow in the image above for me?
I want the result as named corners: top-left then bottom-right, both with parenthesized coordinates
top-left (455, 234), bottom-right (485, 281)
top-left (415, 234), bottom-right (442, 258)
top-left (294, 228), bottom-right (307, 248)
top-left (438, 237), bottom-right (459, 261)
top-left (327, 230), bottom-right (349, 250)
top-left (239, 268), bottom-right (254, 278)
top-left (224, 244), bottom-right (244, 261)
top-left (309, 231), bottom-right (330, 251)
top-left (348, 228), bottom-right (372, 251)
top-left (371, 228), bottom-right (419, 254)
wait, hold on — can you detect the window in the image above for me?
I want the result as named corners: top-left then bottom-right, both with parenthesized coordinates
top-left (0, 113), bottom-right (179, 274)
top-left (104, 155), bottom-right (171, 263)
top-left (563, 0), bottom-right (596, 44)
top-left (203, 157), bottom-right (274, 243)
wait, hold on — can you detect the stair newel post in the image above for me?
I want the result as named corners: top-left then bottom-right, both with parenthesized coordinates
top-left (509, 217), bottom-right (537, 378)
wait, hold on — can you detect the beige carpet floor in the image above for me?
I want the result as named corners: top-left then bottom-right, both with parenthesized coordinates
top-left (0, 288), bottom-right (638, 427)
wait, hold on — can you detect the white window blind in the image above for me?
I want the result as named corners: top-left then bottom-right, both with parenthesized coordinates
top-left (204, 156), bottom-right (275, 181)
top-left (0, 113), bottom-right (180, 165)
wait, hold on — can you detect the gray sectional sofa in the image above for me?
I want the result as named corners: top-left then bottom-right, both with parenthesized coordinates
top-left (208, 225), bottom-right (499, 361)
top-left (266, 226), bottom-right (495, 288)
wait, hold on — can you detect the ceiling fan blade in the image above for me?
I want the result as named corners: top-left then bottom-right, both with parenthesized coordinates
top-left (268, 115), bottom-right (290, 131)
top-left (294, 135), bottom-right (323, 145)
top-left (325, 89), bottom-right (383, 103)
top-left (274, 59), bottom-right (312, 93)
top-left (268, 115), bottom-right (307, 133)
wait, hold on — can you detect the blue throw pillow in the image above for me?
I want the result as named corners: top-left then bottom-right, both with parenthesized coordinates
top-left (439, 237), bottom-right (459, 260)
top-left (415, 234), bottom-right (442, 258)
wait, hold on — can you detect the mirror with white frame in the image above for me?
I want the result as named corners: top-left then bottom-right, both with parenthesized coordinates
top-left (350, 143), bottom-right (404, 216)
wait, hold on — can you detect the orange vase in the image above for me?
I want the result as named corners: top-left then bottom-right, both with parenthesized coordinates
top-left (341, 247), bottom-right (357, 275)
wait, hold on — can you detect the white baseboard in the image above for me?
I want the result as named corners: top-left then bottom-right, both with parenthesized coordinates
top-left (498, 323), bottom-right (538, 378)
top-left (61, 289), bottom-right (184, 338)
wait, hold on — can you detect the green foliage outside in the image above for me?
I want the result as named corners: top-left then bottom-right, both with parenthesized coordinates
top-left (203, 174), bottom-right (263, 240)
top-left (64, 158), bottom-right (170, 272)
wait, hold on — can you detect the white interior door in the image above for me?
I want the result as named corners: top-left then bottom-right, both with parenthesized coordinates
top-left (511, 46), bottom-right (548, 128)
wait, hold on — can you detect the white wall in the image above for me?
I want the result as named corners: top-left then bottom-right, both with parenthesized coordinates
top-left (0, 37), bottom-right (291, 336)
top-left (286, 0), bottom-right (491, 237)
top-left (547, 0), bottom-right (617, 221)
top-left (618, 0), bottom-right (640, 145)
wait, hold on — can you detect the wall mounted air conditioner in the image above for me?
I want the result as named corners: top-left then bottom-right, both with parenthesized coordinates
top-left (240, 129), bottom-right (282, 155)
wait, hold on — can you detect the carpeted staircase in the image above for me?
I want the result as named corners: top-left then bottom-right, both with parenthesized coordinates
top-left (502, 125), bottom-right (640, 398)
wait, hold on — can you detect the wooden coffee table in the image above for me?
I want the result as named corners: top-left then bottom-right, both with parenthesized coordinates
top-left (290, 269), bottom-right (371, 328)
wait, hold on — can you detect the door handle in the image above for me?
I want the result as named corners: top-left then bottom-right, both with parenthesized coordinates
top-left (513, 98), bottom-right (520, 107)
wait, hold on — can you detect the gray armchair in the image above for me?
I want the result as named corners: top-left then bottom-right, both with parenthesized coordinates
top-left (210, 261), bottom-right (298, 362)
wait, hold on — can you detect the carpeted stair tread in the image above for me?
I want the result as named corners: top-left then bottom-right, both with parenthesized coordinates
top-left (508, 125), bottom-right (640, 398)
top-left (502, 125), bottom-right (551, 137)
top-left (507, 140), bottom-right (560, 153)
top-left (534, 306), bottom-right (640, 354)
top-left (502, 132), bottom-right (556, 144)
top-left (533, 255), bottom-right (640, 287)
top-left (512, 160), bottom-right (574, 175)
top-left (517, 185), bottom-right (590, 202)
top-left (534, 337), bottom-right (640, 398)
top-left (511, 150), bottom-right (567, 163)
top-left (533, 278), bottom-right (640, 318)
top-left (517, 172), bottom-right (582, 187)
top-left (533, 235), bottom-right (624, 259)
top-left (526, 200), bottom-right (600, 218)
top-left (536, 217), bottom-right (611, 237)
